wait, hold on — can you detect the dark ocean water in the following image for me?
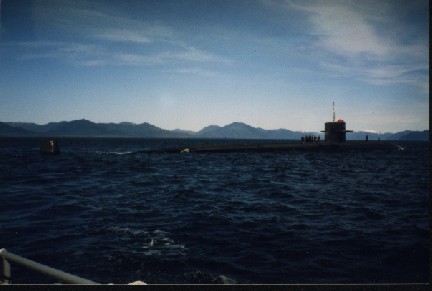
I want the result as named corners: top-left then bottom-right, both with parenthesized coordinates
top-left (0, 138), bottom-right (429, 284)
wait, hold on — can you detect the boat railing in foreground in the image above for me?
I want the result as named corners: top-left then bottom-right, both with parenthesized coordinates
top-left (0, 248), bottom-right (99, 284)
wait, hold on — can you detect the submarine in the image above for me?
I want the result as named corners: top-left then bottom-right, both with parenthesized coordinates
top-left (152, 104), bottom-right (398, 153)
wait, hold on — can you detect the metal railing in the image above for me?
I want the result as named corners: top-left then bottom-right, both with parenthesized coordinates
top-left (0, 248), bottom-right (99, 284)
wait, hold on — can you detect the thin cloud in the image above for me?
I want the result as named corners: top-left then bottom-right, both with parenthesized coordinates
top-left (290, 1), bottom-right (393, 58)
top-left (15, 41), bottom-right (230, 67)
top-left (96, 29), bottom-right (152, 44)
top-left (170, 67), bottom-right (221, 77)
top-left (111, 46), bottom-right (230, 66)
top-left (17, 41), bottom-right (109, 65)
top-left (8, 2), bottom-right (230, 69)
top-left (32, 1), bottom-right (174, 44)
top-left (321, 61), bottom-right (429, 93)
top-left (280, 0), bottom-right (428, 92)
top-left (286, 1), bottom-right (393, 57)
top-left (162, 46), bottom-right (231, 64)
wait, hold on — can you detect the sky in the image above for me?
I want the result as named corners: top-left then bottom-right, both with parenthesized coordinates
top-left (0, 0), bottom-right (428, 133)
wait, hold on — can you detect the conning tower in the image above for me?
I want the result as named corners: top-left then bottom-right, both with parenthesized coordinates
top-left (321, 103), bottom-right (353, 143)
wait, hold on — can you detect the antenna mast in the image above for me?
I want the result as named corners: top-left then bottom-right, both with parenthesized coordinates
top-left (333, 102), bottom-right (335, 122)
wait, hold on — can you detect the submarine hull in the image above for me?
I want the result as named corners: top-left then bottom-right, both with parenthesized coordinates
top-left (152, 141), bottom-right (399, 153)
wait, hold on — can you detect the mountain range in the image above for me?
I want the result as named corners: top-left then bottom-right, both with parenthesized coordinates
top-left (0, 119), bottom-right (429, 140)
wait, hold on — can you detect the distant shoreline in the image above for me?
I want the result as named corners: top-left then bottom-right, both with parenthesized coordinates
top-left (0, 120), bottom-right (429, 141)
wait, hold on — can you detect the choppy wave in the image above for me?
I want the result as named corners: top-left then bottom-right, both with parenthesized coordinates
top-left (0, 138), bottom-right (428, 284)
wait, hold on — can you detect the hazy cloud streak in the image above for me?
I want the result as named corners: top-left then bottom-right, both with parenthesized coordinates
top-left (9, 0), bottom-right (230, 70)
top-left (280, 0), bottom-right (428, 92)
